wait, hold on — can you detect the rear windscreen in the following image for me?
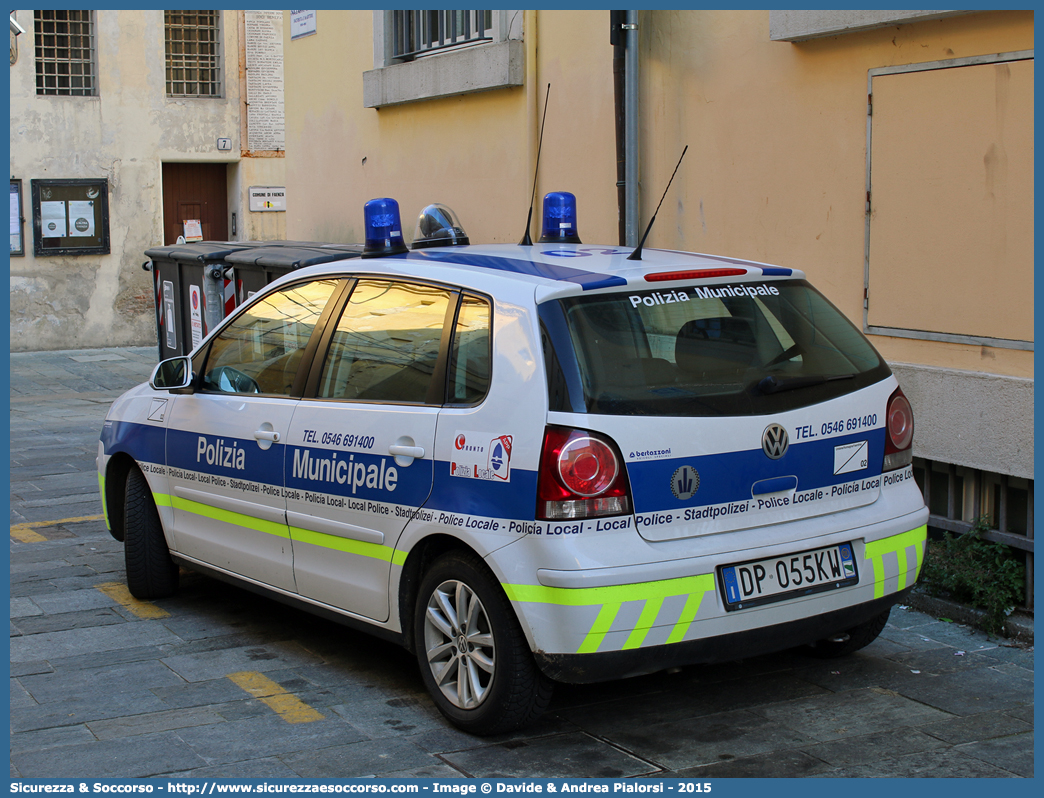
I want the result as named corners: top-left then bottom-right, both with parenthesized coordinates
top-left (540, 279), bottom-right (890, 417)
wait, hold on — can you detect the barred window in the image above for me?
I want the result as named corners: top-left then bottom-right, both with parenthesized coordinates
top-left (165, 10), bottom-right (222, 98)
top-left (392, 10), bottom-right (492, 61)
top-left (34, 10), bottom-right (97, 96)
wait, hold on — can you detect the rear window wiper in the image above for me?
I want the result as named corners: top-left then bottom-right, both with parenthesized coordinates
top-left (756, 373), bottom-right (854, 395)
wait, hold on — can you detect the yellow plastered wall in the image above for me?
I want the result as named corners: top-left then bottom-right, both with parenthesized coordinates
top-left (283, 9), bottom-right (1033, 379)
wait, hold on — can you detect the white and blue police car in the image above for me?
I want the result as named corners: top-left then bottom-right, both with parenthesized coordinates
top-left (99, 194), bottom-right (929, 734)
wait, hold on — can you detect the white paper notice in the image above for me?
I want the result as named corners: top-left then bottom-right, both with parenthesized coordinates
top-left (67, 200), bottom-right (95, 237)
top-left (41, 201), bottom-right (67, 238)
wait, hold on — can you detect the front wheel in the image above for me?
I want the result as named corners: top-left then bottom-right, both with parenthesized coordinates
top-left (124, 466), bottom-right (179, 599)
top-left (807, 607), bottom-right (891, 658)
top-left (414, 551), bottom-right (553, 735)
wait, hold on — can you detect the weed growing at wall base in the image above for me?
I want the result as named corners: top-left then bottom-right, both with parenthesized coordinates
top-left (921, 517), bottom-right (1025, 635)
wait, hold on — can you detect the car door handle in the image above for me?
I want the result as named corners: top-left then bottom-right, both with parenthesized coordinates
top-left (254, 429), bottom-right (281, 443)
top-left (388, 444), bottom-right (424, 459)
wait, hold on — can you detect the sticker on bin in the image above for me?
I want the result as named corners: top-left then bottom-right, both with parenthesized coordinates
top-left (834, 440), bottom-right (869, 475)
top-left (720, 542), bottom-right (858, 610)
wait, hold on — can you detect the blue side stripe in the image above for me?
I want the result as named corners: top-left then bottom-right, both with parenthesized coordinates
top-left (627, 428), bottom-right (887, 513)
top-left (402, 250), bottom-right (628, 291)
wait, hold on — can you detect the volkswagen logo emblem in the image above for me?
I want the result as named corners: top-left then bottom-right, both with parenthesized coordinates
top-left (762, 424), bottom-right (789, 459)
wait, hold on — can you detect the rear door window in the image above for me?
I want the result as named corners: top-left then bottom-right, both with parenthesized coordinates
top-left (541, 279), bottom-right (889, 416)
top-left (317, 280), bottom-right (454, 404)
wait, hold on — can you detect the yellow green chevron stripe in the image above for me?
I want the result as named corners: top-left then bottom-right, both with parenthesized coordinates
top-left (289, 525), bottom-right (407, 566)
top-left (165, 493), bottom-right (405, 564)
top-left (98, 473), bottom-right (108, 527)
top-left (504, 573), bottom-right (716, 653)
top-left (170, 494), bottom-right (290, 539)
top-left (864, 525), bottom-right (928, 599)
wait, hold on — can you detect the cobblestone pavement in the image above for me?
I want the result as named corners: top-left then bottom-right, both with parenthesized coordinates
top-left (9, 348), bottom-right (1035, 779)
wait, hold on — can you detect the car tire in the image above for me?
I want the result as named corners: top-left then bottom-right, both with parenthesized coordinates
top-left (124, 466), bottom-right (179, 600)
top-left (807, 607), bottom-right (891, 658)
top-left (414, 551), bottom-right (553, 735)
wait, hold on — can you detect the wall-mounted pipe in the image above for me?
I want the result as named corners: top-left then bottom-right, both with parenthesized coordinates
top-left (624, 10), bottom-right (639, 247)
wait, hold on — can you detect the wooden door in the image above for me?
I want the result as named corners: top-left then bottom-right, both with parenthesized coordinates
top-left (161, 163), bottom-right (228, 244)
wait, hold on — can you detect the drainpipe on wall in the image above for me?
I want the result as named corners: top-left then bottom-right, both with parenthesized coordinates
top-left (611, 11), bottom-right (626, 245)
top-left (624, 10), bottom-right (640, 247)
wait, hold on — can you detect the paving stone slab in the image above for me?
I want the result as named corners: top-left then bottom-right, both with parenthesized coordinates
top-left (9, 690), bottom-right (175, 733)
top-left (211, 698), bottom-right (278, 722)
top-left (810, 746), bottom-right (1022, 778)
top-left (955, 733), bottom-right (1034, 778)
top-left (382, 763), bottom-right (471, 778)
top-left (675, 748), bottom-right (830, 778)
top-left (878, 627), bottom-right (954, 652)
top-left (799, 725), bottom-right (948, 766)
top-left (13, 607), bottom-right (126, 635)
top-left (978, 644), bottom-right (1036, 670)
top-left (10, 660), bottom-right (55, 678)
top-left (161, 641), bottom-right (321, 682)
top-left (888, 646), bottom-right (1000, 674)
top-left (8, 723), bottom-right (97, 755)
top-left (45, 643), bottom-right (172, 673)
top-left (11, 678), bottom-right (38, 710)
top-left (791, 650), bottom-right (919, 693)
top-left (10, 596), bottom-right (45, 618)
top-left (328, 694), bottom-right (448, 739)
top-left (443, 731), bottom-right (663, 778)
top-left (26, 586), bottom-right (120, 615)
top-left (556, 670), bottom-right (828, 734)
top-left (920, 710), bottom-right (1034, 745)
top-left (11, 730), bottom-right (208, 778)
top-left (1006, 704), bottom-right (1034, 724)
top-left (579, 707), bottom-right (814, 772)
top-left (402, 712), bottom-right (576, 756)
top-left (886, 665), bottom-right (1032, 716)
top-left (164, 757), bottom-right (302, 779)
top-left (754, 686), bottom-right (951, 742)
top-left (9, 563), bottom-right (99, 582)
top-left (21, 659), bottom-right (186, 704)
top-left (87, 705), bottom-right (227, 740)
top-left (10, 620), bottom-right (183, 663)
top-left (174, 714), bottom-right (368, 767)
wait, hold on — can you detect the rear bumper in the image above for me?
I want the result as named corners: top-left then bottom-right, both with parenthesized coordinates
top-left (535, 587), bottom-right (909, 683)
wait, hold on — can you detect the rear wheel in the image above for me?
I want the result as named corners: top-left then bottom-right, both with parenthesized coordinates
top-left (807, 607), bottom-right (891, 658)
top-left (414, 551), bottom-right (553, 735)
top-left (124, 467), bottom-right (179, 599)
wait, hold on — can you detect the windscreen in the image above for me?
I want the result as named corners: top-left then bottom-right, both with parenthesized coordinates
top-left (541, 279), bottom-right (889, 417)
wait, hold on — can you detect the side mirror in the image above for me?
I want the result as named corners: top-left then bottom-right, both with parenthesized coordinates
top-left (149, 357), bottom-right (195, 393)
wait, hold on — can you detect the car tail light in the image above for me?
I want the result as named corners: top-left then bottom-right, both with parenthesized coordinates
top-left (883, 387), bottom-right (914, 471)
top-left (536, 426), bottom-right (632, 521)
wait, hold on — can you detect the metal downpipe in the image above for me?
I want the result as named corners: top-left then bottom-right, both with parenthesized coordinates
top-left (624, 10), bottom-right (639, 247)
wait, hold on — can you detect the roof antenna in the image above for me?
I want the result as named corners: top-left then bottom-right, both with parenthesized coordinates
top-left (627, 145), bottom-right (688, 261)
top-left (520, 83), bottom-right (551, 246)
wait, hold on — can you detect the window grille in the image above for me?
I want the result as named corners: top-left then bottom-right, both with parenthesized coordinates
top-left (392, 10), bottom-right (492, 61)
top-left (34, 10), bottom-right (96, 96)
top-left (913, 457), bottom-right (1034, 610)
top-left (165, 10), bottom-right (222, 97)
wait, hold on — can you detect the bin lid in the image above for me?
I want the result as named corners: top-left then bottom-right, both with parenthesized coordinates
top-left (144, 240), bottom-right (267, 264)
top-left (224, 245), bottom-right (363, 270)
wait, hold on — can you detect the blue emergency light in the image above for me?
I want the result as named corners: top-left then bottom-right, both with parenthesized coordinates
top-left (362, 197), bottom-right (409, 258)
top-left (538, 191), bottom-right (582, 244)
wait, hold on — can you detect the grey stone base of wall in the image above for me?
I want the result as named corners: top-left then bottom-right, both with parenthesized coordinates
top-left (890, 362), bottom-right (1034, 480)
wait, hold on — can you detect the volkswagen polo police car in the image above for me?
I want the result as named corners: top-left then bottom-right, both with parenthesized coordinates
top-left (99, 195), bottom-right (928, 734)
